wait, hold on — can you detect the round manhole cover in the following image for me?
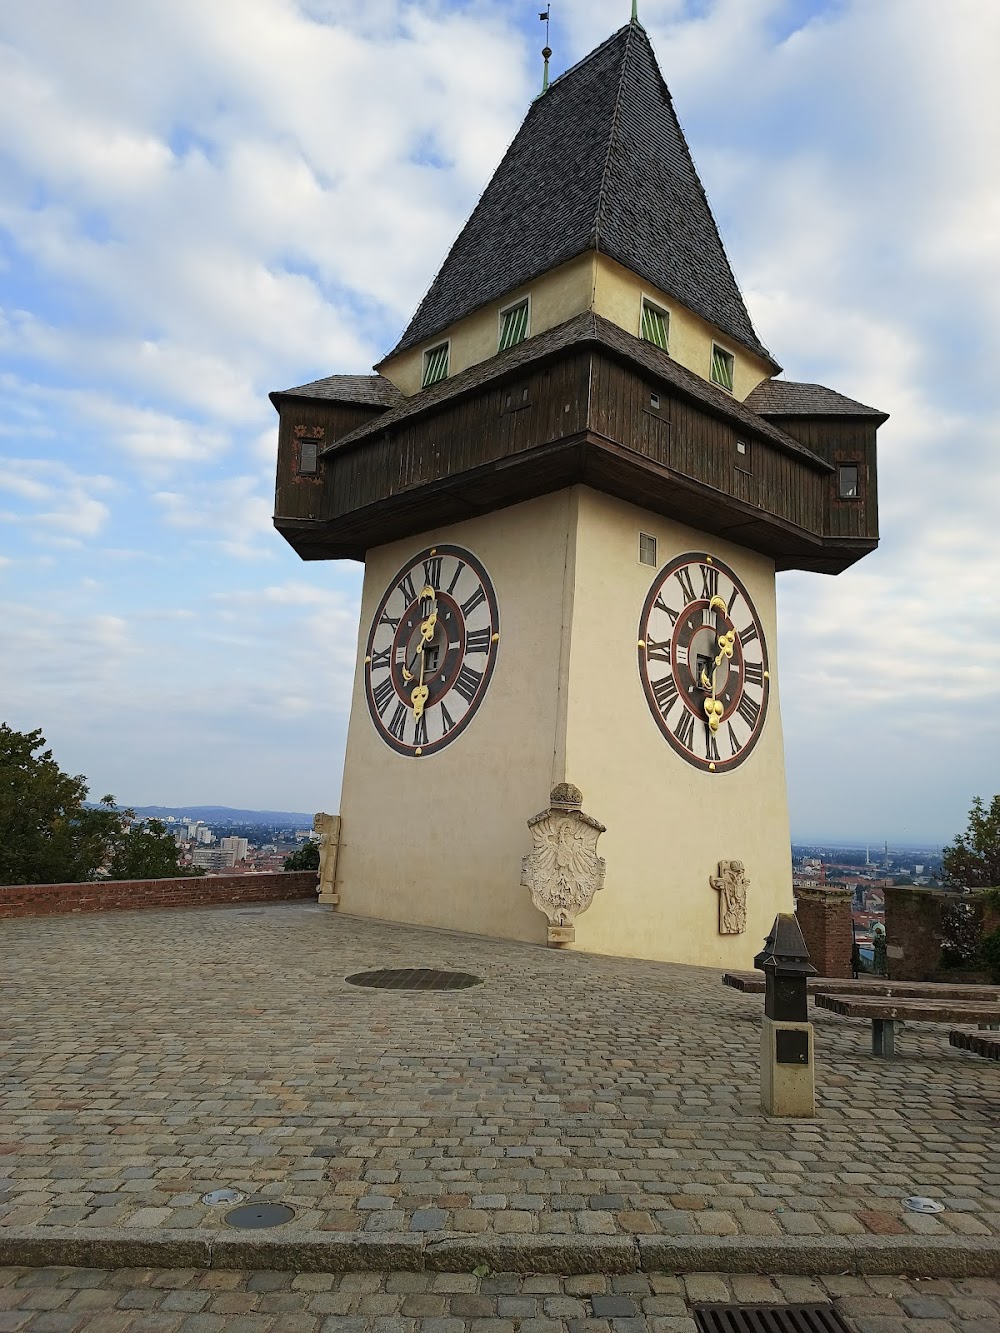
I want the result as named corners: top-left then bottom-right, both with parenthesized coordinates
top-left (346, 968), bottom-right (482, 991)
top-left (224, 1202), bottom-right (295, 1228)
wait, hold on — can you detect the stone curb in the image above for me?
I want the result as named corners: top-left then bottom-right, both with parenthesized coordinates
top-left (1, 1229), bottom-right (1000, 1278)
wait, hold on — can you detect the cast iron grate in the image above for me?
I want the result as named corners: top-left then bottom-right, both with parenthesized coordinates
top-left (345, 968), bottom-right (482, 990)
top-left (693, 1306), bottom-right (853, 1333)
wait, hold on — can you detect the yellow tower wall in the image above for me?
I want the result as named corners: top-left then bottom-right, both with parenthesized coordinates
top-left (335, 490), bottom-right (576, 942)
top-left (336, 486), bottom-right (793, 965)
top-left (563, 488), bottom-right (793, 967)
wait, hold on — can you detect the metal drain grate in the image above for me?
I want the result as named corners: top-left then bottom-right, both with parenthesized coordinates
top-left (345, 968), bottom-right (482, 990)
top-left (693, 1305), bottom-right (853, 1333)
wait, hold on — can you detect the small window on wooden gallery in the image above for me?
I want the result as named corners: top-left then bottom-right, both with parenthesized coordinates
top-left (640, 298), bottom-right (669, 350)
top-left (735, 439), bottom-right (751, 473)
top-left (838, 463), bottom-right (860, 498)
top-left (422, 342), bottom-right (450, 388)
top-left (711, 344), bottom-right (735, 392)
top-left (639, 532), bottom-right (658, 566)
top-left (298, 440), bottom-right (319, 475)
top-left (498, 297), bottom-right (530, 351)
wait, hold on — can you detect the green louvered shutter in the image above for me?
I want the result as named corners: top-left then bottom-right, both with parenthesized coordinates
top-left (711, 346), bottom-right (734, 391)
top-left (498, 300), bottom-right (529, 351)
top-left (640, 300), bottom-right (668, 350)
top-left (422, 343), bottom-right (449, 387)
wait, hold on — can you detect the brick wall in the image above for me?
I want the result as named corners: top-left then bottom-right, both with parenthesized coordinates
top-left (0, 871), bottom-right (319, 919)
top-left (793, 886), bottom-right (853, 977)
top-left (884, 885), bottom-right (946, 981)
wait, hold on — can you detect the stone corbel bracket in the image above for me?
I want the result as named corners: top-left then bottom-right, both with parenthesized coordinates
top-left (521, 783), bottom-right (606, 947)
top-left (313, 812), bottom-right (341, 907)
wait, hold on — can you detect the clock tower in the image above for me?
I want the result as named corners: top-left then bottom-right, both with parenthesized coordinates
top-left (271, 19), bottom-right (885, 966)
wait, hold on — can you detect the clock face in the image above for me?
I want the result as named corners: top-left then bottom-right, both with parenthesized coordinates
top-left (364, 544), bottom-right (500, 757)
top-left (637, 552), bottom-right (769, 772)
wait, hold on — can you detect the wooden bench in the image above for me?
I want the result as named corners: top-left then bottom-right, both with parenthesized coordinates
top-left (814, 993), bottom-right (1000, 1056)
top-left (723, 971), bottom-right (1000, 1001)
top-left (949, 1029), bottom-right (1000, 1060)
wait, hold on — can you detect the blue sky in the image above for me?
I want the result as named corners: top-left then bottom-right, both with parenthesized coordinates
top-left (1, 0), bottom-right (998, 844)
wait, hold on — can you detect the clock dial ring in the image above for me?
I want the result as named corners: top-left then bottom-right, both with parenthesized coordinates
top-left (637, 552), bottom-right (769, 772)
top-left (364, 543), bottom-right (500, 757)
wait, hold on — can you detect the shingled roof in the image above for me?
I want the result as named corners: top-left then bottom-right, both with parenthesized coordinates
top-left (389, 21), bottom-right (778, 371)
top-left (269, 374), bottom-right (403, 409)
top-left (330, 313), bottom-right (827, 471)
top-left (746, 379), bottom-right (888, 421)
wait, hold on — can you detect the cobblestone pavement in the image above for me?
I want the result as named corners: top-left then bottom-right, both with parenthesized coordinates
top-left (1, 904), bottom-right (999, 1248)
top-left (2, 1265), bottom-right (999, 1332)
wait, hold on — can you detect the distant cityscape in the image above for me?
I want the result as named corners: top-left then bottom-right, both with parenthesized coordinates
top-left (115, 807), bottom-right (317, 875)
top-left (792, 841), bottom-right (944, 964)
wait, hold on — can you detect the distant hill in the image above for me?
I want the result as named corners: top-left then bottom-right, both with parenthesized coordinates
top-left (113, 805), bottom-right (314, 827)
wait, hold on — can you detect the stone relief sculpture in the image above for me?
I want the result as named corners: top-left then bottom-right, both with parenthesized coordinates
top-left (521, 783), bottom-right (606, 946)
top-left (710, 859), bottom-right (749, 935)
top-left (313, 812), bottom-right (341, 906)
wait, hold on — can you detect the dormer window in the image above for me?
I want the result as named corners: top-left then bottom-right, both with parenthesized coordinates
top-left (711, 344), bottom-right (735, 392)
top-left (640, 298), bottom-right (669, 350)
top-left (422, 342), bottom-right (450, 388)
top-left (498, 297), bottom-right (530, 351)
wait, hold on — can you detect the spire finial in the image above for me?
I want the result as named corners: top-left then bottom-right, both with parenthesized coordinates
top-left (631, 0), bottom-right (639, 20)
top-left (539, 5), bottom-right (552, 94)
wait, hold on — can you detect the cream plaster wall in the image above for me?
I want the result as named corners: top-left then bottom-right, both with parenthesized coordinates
top-left (379, 254), bottom-right (596, 397)
top-left (335, 491), bottom-right (576, 942)
top-left (563, 488), bottom-right (793, 968)
top-left (591, 255), bottom-right (773, 401)
top-left (378, 251), bottom-right (774, 402)
top-left (335, 485), bottom-right (793, 967)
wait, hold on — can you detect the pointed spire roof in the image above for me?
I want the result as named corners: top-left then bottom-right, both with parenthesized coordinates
top-left (389, 22), bottom-right (777, 369)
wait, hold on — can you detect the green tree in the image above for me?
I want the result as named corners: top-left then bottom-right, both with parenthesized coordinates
top-left (943, 795), bottom-right (1000, 890)
top-left (0, 725), bottom-right (121, 885)
top-left (284, 840), bottom-right (320, 871)
top-left (0, 724), bottom-right (195, 885)
top-left (106, 815), bottom-right (200, 880)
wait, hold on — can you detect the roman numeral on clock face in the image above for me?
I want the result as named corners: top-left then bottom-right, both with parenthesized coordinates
top-left (674, 566), bottom-right (697, 605)
top-left (701, 565), bottom-right (719, 600)
top-left (422, 556), bottom-right (442, 590)
top-left (465, 627), bottom-right (492, 654)
top-left (675, 708), bottom-right (695, 751)
top-left (652, 674), bottom-right (678, 716)
top-left (397, 572), bottom-right (417, 604)
top-left (646, 638), bottom-right (671, 664)
top-left (372, 676), bottom-right (395, 716)
top-left (446, 561), bottom-right (465, 595)
top-left (737, 693), bottom-right (761, 729)
top-left (454, 663), bottom-right (484, 704)
top-left (744, 661), bottom-right (764, 687)
top-left (739, 623), bottom-right (759, 647)
top-left (654, 594), bottom-right (680, 626)
top-left (705, 728), bottom-right (721, 762)
top-left (413, 713), bottom-right (429, 748)
top-left (388, 702), bottom-right (408, 741)
top-left (370, 646), bottom-right (391, 670)
top-left (460, 585), bottom-right (486, 617)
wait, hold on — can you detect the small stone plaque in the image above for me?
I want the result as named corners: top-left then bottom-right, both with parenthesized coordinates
top-left (775, 1029), bottom-right (810, 1066)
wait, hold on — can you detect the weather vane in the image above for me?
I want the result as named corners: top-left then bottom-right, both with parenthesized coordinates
top-left (539, 5), bottom-right (552, 93)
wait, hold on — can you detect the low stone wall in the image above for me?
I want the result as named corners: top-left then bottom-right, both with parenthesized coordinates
top-left (793, 886), bottom-right (853, 977)
top-left (884, 885), bottom-right (1000, 981)
top-left (0, 871), bottom-right (319, 919)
